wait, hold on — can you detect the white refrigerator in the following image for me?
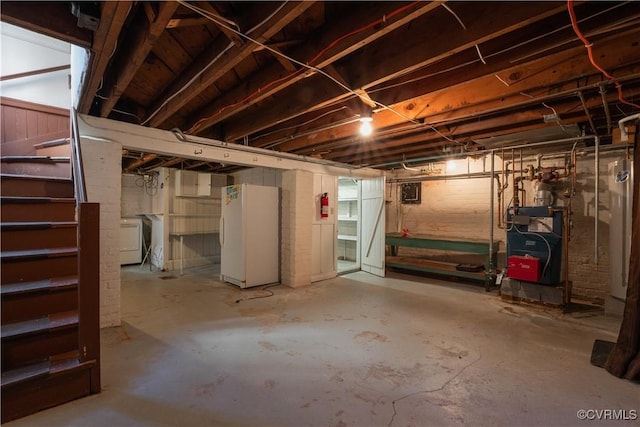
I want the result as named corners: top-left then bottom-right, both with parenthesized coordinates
top-left (220, 184), bottom-right (279, 288)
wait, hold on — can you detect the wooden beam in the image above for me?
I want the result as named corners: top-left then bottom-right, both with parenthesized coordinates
top-left (253, 29), bottom-right (640, 153)
top-left (0, 1), bottom-right (93, 47)
top-left (222, 2), bottom-right (569, 140)
top-left (154, 157), bottom-right (184, 168)
top-left (147, 1), bottom-right (316, 128)
top-left (193, 2), bottom-right (244, 46)
top-left (185, 1), bottom-right (443, 134)
top-left (78, 1), bottom-right (132, 114)
top-left (166, 16), bottom-right (211, 29)
top-left (124, 153), bottom-right (159, 172)
top-left (325, 88), bottom-right (640, 165)
top-left (99, 1), bottom-right (179, 117)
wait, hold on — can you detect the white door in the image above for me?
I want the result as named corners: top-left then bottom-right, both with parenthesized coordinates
top-left (361, 176), bottom-right (385, 277)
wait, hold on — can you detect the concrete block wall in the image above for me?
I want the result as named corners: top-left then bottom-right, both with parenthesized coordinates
top-left (386, 150), bottom-right (629, 304)
top-left (121, 173), bottom-right (152, 217)
top-left (233, 167), bottom-right (282, 187)
top-left (80, 138), bottom-right (122, 328)
top-left (281, 170), bottom-right (314, 287)
top-left (386, 157), bottom-right (500, 266)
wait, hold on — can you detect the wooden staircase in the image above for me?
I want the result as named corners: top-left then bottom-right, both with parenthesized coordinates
top-left (1, 136), bottom-right (100, 422)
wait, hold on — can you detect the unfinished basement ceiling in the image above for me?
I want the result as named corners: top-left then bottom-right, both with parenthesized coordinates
top-left (2, 1), bottom-right (639, 173)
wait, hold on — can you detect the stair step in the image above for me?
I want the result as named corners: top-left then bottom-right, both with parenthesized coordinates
top-left (1, 310), bottom-right (79, 340)
top-left (1, 221), bottom-right (77, 230)
top-left (1, 360), bottom-right (50, 388)
top-left (1, 196), bottom-right (76, 222)
top-left (1, 350), bottom-right (90, 389)
top-left (1, 156), bottom-right (70, 163)
top-left (1, 247), bottom-right (78, 262)
top-left (1, 249), bottom-right (78, 284)
top-left (1, 222), bottom-right (77, 251)
top-left (2, 277), bottom-right (78, 324)
top-left (0, 157), bottom-right (71, 179)
top-left (0, 174), bottom-right (74, 197)
top-left (1, 356), bottom-right (95, 423)
top-left (1, 276), bottom-right (78, 296)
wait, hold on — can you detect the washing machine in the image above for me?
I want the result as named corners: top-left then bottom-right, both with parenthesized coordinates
top-left (120, 218), bottom-right (143, 265)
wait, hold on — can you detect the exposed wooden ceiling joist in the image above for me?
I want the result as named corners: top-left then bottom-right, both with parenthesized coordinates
top-left (99, 1), bottom-right (179, 117)
top-left (146, 1), bottom-right (317, 127)
top-left (221, 2), bottom-right (570, 141)
top-left (183, 1), bottom-right (443, 134)
top-left (78, 1), bottom-right (133, 113)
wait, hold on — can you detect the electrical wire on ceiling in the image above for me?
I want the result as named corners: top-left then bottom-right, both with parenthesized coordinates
top-left (442, 3), bottom-right (488, 66)
top-left (367, 1), bottom-right (629, 95)
top-left (567, 0), bottom-right (640, 109)
top-left (252, 106), bottom-right (351, 140)
top-left (183, 0), bottom-right (423, 135)
top-left (178, 0), bottom-right (460, 145)
top-left (141, 1), bottom-right (289, 126)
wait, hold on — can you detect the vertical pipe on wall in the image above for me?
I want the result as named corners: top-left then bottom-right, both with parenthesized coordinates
top-left (563, 207), bottom-right (571, 305)
top-left (594, 136), bottom-right (600, 265)
top-left (489, 152), bottom-right (495, 272)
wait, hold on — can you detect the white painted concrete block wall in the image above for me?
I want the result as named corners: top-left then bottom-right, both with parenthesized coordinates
top-left (387, 158), bottom-right (499, 267)
top-left (281, 170), bottom-right (313, 287)
top-left (387, 152), bottom-right (626, 304)
top-left (80, 138), bottom-right (122, 327)
top-left (121, 173), bottom-right (152, 216)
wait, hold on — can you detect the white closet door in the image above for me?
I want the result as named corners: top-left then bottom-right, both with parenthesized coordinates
top-left (361, 176), bottom-right (385, 277)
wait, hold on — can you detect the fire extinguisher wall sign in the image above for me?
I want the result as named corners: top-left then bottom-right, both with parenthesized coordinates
top-left (321, 192), bottom-right (329, 218)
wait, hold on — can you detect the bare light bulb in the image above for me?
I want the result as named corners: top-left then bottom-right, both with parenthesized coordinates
top-left (446, 159), bottom-right (457, 171)
top-left (360, 117), bottom-right (373, 136)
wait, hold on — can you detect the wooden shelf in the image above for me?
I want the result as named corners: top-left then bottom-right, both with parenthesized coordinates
top-left (338, 234), bottom-right (357, 241)
top-left (168, 214), bottom-right (214, 217)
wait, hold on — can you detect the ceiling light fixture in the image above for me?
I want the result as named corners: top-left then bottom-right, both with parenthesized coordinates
top-left (359, 108), bottom-right (374, 137)
top-left (359, 116), bottom-right (373, 136)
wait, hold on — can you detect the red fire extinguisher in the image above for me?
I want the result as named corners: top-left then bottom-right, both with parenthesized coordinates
top-left (321, 193), bottom-right (329, 218)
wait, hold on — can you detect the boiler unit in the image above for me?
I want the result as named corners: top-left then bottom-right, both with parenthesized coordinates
top-left (506, 206), bottom-right (563, 285)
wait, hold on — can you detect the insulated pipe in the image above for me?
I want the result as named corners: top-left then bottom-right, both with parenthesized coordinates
top-left (618, 113), bottom-right (640, 142)
top-left (387, 171), bottom-right (497, 183)
top-left (372, 136), bottom-right (597, 169)
top-left (594, 136), bottom-right (600, 265)
top-left (171, 128), bottom-right (361, 170)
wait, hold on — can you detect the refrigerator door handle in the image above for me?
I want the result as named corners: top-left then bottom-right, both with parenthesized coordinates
top-left (219, 216), bottom-right (224, 246)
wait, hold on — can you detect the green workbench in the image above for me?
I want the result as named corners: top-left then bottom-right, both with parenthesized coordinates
top-left (385, 233), bottom-right (501, 290)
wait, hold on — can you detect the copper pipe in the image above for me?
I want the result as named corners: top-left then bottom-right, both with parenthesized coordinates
top-left (512, 149), bottom-right (518, 207)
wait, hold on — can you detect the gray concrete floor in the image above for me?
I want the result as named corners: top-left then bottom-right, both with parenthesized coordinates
top-left (8, 265), bottom-right (639, 427)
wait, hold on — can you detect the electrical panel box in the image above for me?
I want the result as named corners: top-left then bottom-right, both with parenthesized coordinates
top-left (507, 255), bottom-right (541, 283)
top-left (506, 206), bottom-right (563, 285)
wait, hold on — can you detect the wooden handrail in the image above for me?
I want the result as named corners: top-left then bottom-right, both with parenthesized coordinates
top-left (70, 108), bottom-right (87, 203)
